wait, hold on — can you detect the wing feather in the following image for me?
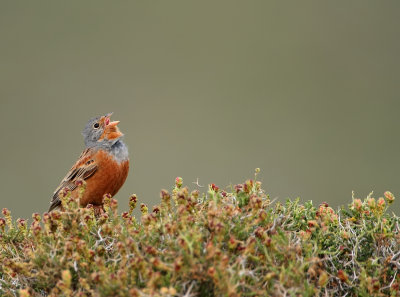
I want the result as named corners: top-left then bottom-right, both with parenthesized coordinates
top-left (49, 148), bottom-right (98, 212)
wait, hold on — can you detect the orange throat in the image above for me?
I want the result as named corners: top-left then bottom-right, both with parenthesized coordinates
top-left (99, 125), bottom-right (123, 141)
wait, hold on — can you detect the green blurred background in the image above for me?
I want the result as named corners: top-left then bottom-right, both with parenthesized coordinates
top-left (1, 1), bottom-right (399, 219)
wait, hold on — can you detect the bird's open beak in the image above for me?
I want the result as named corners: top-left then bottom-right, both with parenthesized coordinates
top-left (103, 112), bottom-right (120, 127)
top-left (98, 113), bottom-right (123, 141)
top-left (108, 120), bottom-right (120, 127)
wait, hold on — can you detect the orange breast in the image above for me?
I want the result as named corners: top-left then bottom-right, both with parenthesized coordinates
top-left (79, 150), bottom-right (129, 207)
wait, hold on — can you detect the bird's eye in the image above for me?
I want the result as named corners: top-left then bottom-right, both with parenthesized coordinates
top-left (93, 123), bottom-right (100, 129)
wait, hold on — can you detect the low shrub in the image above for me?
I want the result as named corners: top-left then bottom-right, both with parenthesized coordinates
top-left (1, 170), bottom-right (399, 296)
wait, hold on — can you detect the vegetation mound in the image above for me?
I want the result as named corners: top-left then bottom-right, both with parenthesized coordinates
top-left (1, 170), bottom-right (399, 296)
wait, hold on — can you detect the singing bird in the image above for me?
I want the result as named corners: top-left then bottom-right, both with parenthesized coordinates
top-left (49, 113), bottom-right (129, 213)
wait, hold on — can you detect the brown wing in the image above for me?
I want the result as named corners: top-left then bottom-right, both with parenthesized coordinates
top-left (49, 148), bottom-right (98, 212)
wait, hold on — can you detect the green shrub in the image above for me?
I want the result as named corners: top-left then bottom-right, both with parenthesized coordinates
top-left (1, 170), bottom-right (399, 296)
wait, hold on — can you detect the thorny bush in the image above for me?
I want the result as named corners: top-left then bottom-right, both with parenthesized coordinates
top-left (1, 170), bottom-right (400, 296)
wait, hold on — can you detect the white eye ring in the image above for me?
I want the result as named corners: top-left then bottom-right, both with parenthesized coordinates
top-left (93, 123), bottom-right (100, 129)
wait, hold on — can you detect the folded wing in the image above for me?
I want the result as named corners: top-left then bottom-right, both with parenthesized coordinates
top-left (49, 148), bottom-right (98, 212)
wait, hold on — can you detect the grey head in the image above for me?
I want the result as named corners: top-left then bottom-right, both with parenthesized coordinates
top-left (82, 113), bottom-right (124, 149)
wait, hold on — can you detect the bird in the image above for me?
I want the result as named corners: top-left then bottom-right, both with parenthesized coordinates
top-left (49, 113), bottom-right (129, 213)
